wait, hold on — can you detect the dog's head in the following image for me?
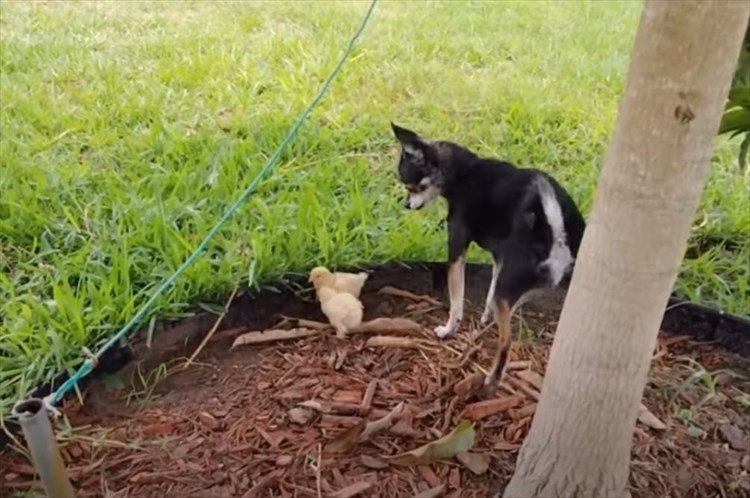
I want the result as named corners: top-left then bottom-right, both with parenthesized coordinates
top-left (391, 123), bottom-right (444, 210)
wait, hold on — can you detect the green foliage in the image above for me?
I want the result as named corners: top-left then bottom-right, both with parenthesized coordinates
top-left (719, 21), bottom-right (750, 169)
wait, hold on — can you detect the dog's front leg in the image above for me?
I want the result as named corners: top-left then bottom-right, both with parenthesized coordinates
top-left (435, 221), bottom-right (468, 339)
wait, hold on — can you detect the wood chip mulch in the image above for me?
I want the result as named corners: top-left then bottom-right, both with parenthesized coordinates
top-left (1, 286), bottom-right (748, 498)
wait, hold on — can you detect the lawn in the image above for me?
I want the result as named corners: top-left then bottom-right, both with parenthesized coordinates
top-left (1, 0), bottom-right (747, 421)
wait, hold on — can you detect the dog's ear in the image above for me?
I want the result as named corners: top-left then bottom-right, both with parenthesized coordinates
top-left (391, 123), bottom-right (420, 146)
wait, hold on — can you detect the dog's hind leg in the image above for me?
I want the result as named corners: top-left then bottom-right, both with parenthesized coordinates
top-left (480, 259), bottom-right (502, 326)
top-left (482, 248), bottom-right (540, 393)
top-left (483, 298), bottom-right (513, 393)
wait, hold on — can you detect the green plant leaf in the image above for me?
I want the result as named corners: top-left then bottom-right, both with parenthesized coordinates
top-left (719, 107), bottom-right (750, 135)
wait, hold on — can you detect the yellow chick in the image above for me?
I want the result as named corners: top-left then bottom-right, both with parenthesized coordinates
top-left (309, 266), bottom-right (368, 298)
top-left (316, 286), bottom-right (364, 338)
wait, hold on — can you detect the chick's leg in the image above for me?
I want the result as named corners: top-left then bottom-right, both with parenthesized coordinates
top-left (329, 319), bottom-right (348, 339)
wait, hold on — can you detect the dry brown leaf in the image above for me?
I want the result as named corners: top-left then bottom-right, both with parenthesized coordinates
top-left (506, 376), bottom-right (541, 401)
top-left (719, 424), bottom-right (749, 451)
top-left (413, 485), bottom-right (446, 498)
top-left (637, 403), bottom-right (666, 431)
top-left (507, 360), bottom-right (532, 371)
top-left (361, 402), bottom-right (405, 438)
top-left (391, 410), bottom-right (419, 437)
top-left (361, 380), bottom-right (377, 409)
top-left (324, 419), bottom-right (367, 453)
top-left (142, 422), bottom-right (176, 436)
top-left (456, 451), bottom-right (490, 475)
top-left (388, 420), bottom-right (475, 466)
top-left (493, 441), bottom-right (522, 451)
top-left (350, 317), bottom-right (423, 335)
top-left (463, 396), bottom-right (524, 421)
top-left (417, 465), bottom-right (442, 488)
top-left (329, 481), bottom-right (373, 498)
top-left (377, 286), bottom-right (442, 306)
top-left (325, 402), bottom-right (404, 453)
top-left (231, 328), bottom-right (319, 348)
top-left (360, 454), bottom-right (389, 469)
top-left (513, 369), bottom-right (545, 391)
top-left (366, 336), bottom-right (420, 349)
top-left (509, 402), bottom-right (537, 421)
top-left (198, 411), bottom-right (220, 430)
top-left (453, 373), bottom-right (485, 400)
top-left (298, 400), bottom-right (368, 416)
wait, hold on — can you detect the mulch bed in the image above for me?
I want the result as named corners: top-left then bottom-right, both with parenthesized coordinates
top-left (1, 280), bottom-right (749, 498)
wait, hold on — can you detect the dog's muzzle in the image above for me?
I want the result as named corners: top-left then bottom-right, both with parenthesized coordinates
top-left (404, 195), bottom-right (424, 210)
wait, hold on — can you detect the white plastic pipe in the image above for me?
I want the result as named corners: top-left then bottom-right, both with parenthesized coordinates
top-left (12, 399), bottom-right (75, 498)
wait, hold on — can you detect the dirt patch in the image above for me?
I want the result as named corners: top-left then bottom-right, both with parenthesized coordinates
top-left (1, 267), bottom-right (749, 497)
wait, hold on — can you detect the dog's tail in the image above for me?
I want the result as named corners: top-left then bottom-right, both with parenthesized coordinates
top-left (533, 175), bottom-right (567, 245)
top-left (533, 174), bottom-right (574, 285)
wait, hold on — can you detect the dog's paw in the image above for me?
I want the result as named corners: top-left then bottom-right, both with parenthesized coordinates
top-left (434, 323), bottom-right (456, 339)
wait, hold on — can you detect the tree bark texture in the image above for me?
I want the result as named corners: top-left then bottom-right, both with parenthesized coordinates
top-left (504, 1), bottom-right (750, 497)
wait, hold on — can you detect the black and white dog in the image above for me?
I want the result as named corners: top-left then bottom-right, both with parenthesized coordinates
top-left (391, 123), bottom-right (586, 389)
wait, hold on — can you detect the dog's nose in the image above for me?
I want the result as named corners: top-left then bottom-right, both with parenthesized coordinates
top-left (403, 197), bottom-right (412, 209)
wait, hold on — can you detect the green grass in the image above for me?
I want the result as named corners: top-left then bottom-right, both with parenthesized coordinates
top-left (1, 0), bottom-right (748, 420)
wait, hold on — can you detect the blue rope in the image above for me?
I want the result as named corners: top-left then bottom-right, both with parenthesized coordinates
top-left (48, 0), bottom-right (379, 406)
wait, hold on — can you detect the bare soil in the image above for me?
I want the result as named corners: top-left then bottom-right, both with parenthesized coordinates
top-left (1, 266), bottom-right (748, 498)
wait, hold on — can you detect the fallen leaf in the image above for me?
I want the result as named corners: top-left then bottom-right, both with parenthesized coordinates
top-left (287, 407), bottom-right (315, 426)
top-left (514, 370), bottom-right (544, 391)
top-left (506, 375), bottom-right (541, 401)
top-left (417, 465), bottom-right (442, 488)
top-left (413, 485), bottom-right (445, 498)
top-left (299, 400), bottom-right (368, 416)
top-left (493, 441), bottom-right (521, 451)
top-left (448, 467), bottom-right (461, 488)
top-left (329, 481), bottom-right (373, 498)
top-left (350, 317), bottom-right (424, 335)
top-left (361, 380), bottom-right (377, 409)
top-left (507, 360), bottom-right (531, 371)
top-left (463, 396), bottom-right (524, 421)
top-left (275, 455), bottom-right (293, 467)
top-left (637, 403), bottom-right (666, 430)
top-left (257, 428), bottom-right (285, 449)
top-left (361, 402), bottom-right (405, 438)
top-left (719, 424), bottom-right (749, 451)
top-left (377, 286), bottom-right (442, 306)
top-left (324, 419), bottom-right (367, 453)
top-left (366, 336), bottom-right (420, 349)
top-left (391, 410), bottom-right (419, 437)
top-left (242, 471), bottom-right (282, 498)
top-left (325, 402), bottom-right (404, 453)
top-left (231, 328), bottom-right (320, 348)
top-left (509, 402), bottom-right (537, 421)
top-left (388, 420), bottom-right (475, 466)
top-left (142, 422), bottom-right (176, 436)
top-left (456, 451), bottom-right (490, 475)
top-left (454, 373), bottom-right (484, 400)
top-left (360, 455), bottom-right (389, 469)
top-left (198, 411), bottom-right (220, 430)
